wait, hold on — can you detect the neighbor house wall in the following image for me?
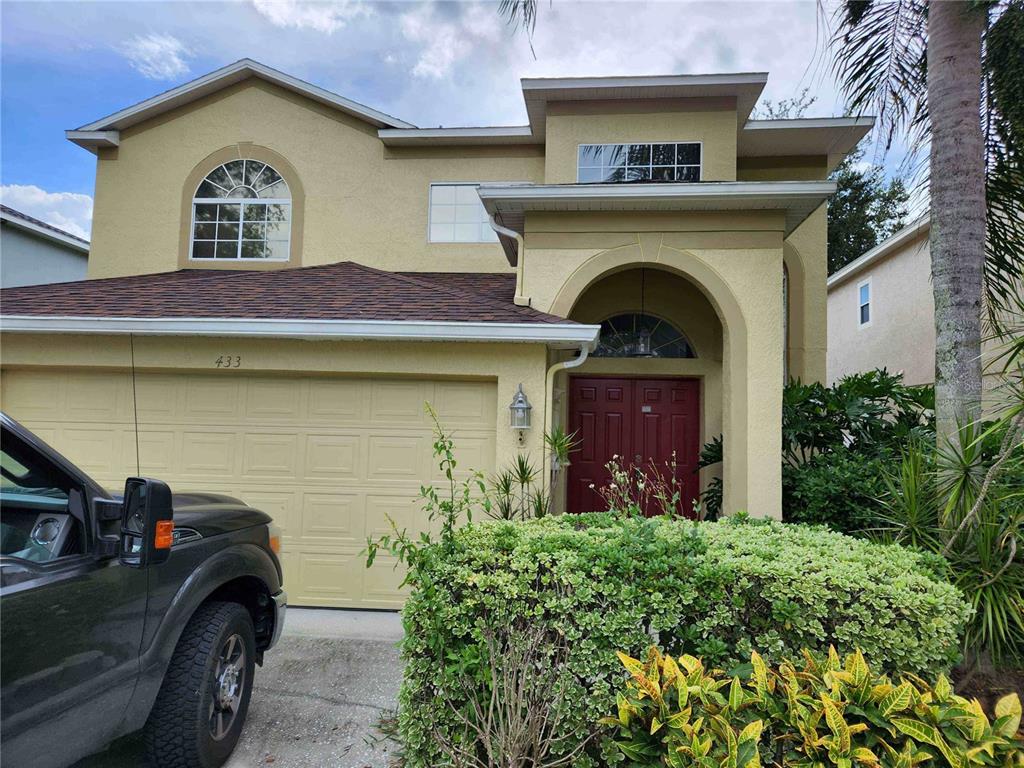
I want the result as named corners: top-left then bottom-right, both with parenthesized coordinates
top-left (827, 232), bottom-right (934, 386)
top-left (1, 225), bottom-right (88, 288)
top-left (88, 79), bottom-right (544, 279)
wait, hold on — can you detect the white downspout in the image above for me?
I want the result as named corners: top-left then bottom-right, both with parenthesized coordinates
top-left (543, 343), bottom-right (590, 506)
top-left (488, 215), bottom-right (530, 307)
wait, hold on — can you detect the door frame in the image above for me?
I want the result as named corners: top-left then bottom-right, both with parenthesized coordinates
top-left (564, 374), bottom-right (705, 513)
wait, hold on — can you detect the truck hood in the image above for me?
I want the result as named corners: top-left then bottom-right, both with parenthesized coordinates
top-left (171, 492), bottom-right (273, 537)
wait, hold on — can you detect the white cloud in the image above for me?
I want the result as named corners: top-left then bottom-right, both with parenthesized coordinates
top-left (252, 0), bottom-right (370, 34)
top-left (1, 185), bottom-right (93, 240)
top-left (400, 3), bottom-right (502, 80)
top-left (120, 33), bottom-right (191, 80)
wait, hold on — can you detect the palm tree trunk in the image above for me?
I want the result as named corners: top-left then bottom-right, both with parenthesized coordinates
top-left (929, 2), bottom-right (987, 442)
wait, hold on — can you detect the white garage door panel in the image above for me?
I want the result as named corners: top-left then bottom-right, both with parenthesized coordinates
top-left (0, 369), bottom-right (497, 608)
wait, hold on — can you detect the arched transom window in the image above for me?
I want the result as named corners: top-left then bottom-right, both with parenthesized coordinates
top-left (191, 160), bottom-right (291, 261)
top-left (594, 313), bottom-right (696, 358)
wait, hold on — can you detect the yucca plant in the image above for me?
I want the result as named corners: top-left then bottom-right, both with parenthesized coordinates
top-left (875, 422), bottom-right (1024, 668)
top-left (602, 646), bottom-right (1024, 768)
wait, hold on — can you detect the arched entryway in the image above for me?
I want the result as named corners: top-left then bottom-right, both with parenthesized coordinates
top-left (556, 265), bottom-right (725, 515)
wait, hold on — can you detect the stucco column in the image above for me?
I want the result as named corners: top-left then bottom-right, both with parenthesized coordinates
top-left (721, 251), bottom-right (784, 518)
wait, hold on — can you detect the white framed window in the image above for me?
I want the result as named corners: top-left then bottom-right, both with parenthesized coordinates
top-left (857, 279), bottom-right (872, 327)
top-left (191, 159), bottom-right (291, 261)
top-left (428, 184), bottom-right (498, 243)
top-left (577, 142), bottom-right (702, 183)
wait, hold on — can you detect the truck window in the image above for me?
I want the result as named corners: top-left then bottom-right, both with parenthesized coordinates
top-left (0, 434), bottom-right (81, 563)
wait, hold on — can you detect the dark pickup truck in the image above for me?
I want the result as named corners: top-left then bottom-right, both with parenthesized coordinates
top-left (0, 413), bottom-right (287, 768)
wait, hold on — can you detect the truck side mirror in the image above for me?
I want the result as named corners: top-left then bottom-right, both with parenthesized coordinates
top-left (119, 478), bottom-right (174, 568)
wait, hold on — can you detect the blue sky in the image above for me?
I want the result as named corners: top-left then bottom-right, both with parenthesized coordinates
top-left (1, 0), bottom-right (903, 240)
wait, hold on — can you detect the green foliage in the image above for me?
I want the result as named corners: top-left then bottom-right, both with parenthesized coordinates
top-left (783, 451), bottom-right (891, 532)
top-left (782, 371), bottom-right (934, 466)
top-left (828, 148), bottom-right (911, 275)
top-left (699, 370), bottom-right (933, 532)
top-left (397, 515), bottom-right (971, 766)
top-left (872, 424), bottom-right (1024, 667)
top-left (697, 436), bottom-right (723, 520)
top-left (602, 645), bottom-right (1024, 768)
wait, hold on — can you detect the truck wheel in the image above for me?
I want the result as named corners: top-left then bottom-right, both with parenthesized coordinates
top-left (144, 601), bottom-right (256, 768)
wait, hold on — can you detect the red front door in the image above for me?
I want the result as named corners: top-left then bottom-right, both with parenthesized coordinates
top-left (566, 377), bottom-right (701, 515)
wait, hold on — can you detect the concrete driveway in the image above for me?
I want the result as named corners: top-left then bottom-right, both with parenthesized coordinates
top-left (74, 608), bottom-right (404, 768)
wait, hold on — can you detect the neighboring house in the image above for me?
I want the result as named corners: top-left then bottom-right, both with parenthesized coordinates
top-left (0, 205), bottom-right (89, 288)
top-left (827, 216), bottom-right (933, 386)
top-left (827, 215), bottom-right (1008, 405)
top-left (0, 59), bottom-right (868, 608)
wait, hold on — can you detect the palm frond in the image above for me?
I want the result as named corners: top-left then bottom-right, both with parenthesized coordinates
top-left (828, 0), bottom-right (929, 151)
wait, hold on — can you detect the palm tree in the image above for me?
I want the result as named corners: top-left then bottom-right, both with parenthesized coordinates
top-left (499, 0), bottom-right (1024, 446)
top-left (830, 0), bottom-right (1015, 445)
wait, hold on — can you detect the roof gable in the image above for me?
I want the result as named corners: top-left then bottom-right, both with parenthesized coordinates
top-left (68, 59), bottom-right (413, 152)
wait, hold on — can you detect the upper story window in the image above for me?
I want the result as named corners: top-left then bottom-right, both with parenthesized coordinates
top-left (191, 160), bottom-right (291, 261)
top-left (428, 184), bottom-right (498, 243)
top-left (577, 142), bottom-right (701, 184)
top-left (858, 280), bottom-right (872, 327)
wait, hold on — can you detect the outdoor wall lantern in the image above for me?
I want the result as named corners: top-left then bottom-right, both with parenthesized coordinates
top-left (508, 384), bottom-right (532, 445)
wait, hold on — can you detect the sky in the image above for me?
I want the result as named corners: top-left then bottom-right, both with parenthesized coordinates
top-left (0, 0), bottom-right (902, 241)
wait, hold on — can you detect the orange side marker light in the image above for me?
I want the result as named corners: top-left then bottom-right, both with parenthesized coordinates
top-left (154, 520), bottom-right (175, 550)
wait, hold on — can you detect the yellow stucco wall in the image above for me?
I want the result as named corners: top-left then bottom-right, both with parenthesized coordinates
top-left (519, 213), bottom-right (786, 518)
top-left (88, 79), bottom-right (544, 279)
top-left (543, 98), bottom-right (739, 184)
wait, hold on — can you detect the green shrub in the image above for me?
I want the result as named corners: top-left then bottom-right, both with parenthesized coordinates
top-left (782, 450), bottom-right (890, 532)
top-left (397, 515), bottom-right (972, 767)
top-left (698, 370), bottom-right (934, 528)
top-left (602, 645), bottom-right (1024, 768)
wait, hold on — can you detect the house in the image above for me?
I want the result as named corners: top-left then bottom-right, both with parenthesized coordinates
top-left (0, 60), bottom-right (869, 608)
top-left (0, 205), bottom-right (89, 288)
top-left (827, 216), bottom-right (932, 386)
top-left (827, 214), bottom-right (1008, 404)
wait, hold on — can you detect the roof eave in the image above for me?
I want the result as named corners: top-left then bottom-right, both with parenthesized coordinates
top-left (0, 315), bottom-right (599, 350)
top-left (478, 180), bottom-right (836, 236)
top-left (827, 214), bottom-right (930, 288)
top-left (65, 130), bottom-right (120, 154)
top-left (378, 126), bottom-right (540, 146)
top-left (0, 211), bottom-right (90, 253)
top-left (70, 59), bottom-right (413, 142)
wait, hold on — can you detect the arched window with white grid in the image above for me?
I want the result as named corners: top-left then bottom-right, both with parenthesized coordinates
top-left (190, 159), bottom-right (291, 261)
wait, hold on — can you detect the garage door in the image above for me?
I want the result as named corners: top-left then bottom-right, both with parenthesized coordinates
top-left (0, 368), bottom-right (497, 608)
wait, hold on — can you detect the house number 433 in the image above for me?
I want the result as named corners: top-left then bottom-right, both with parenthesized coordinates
top-left (214, 356), bottom-right (242, 368)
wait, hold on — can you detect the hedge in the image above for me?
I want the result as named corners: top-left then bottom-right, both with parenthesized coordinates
top-left (397, 514), bottom-right (972, 766)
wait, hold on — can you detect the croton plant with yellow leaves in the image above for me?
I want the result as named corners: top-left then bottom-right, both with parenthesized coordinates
top-left (600, 646), bottom-right (1023, 768)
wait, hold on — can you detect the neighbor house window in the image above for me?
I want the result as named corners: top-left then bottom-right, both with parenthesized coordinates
top-left (857, 279), bottom-right (872, 327)
top-left (428, 184), bottom-right (498, 243)
top-left (577, 142), bottom-right (701, 183)
top-left (191, 160), bottom-right (291, 260)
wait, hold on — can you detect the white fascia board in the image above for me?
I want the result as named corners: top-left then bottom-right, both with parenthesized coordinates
top-left (74, 59), bottom-right (413, 133)
top-left (378, 126), bottom-right (538, 145)
top-left (0, 212), bottom-right (90, 253)
top-left (827, 214), bottom-right (930, 289)
top-left (743, 117), bottom-right (875, 131)
top-left (520, 72), bottom-right (769, 91)
top-left (64, 130), bottom-right (120, 153)
top-left (478, 180), bottom-right (836, 205)
top-left (0, 316), bottom-right (600, 349)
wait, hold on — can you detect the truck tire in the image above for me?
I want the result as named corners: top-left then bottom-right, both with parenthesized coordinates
top-left (144, 601), bottom-right (256, 768)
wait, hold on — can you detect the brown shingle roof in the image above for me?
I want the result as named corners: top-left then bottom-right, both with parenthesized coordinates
top-left (0, 261), bottom-right (572, 325)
